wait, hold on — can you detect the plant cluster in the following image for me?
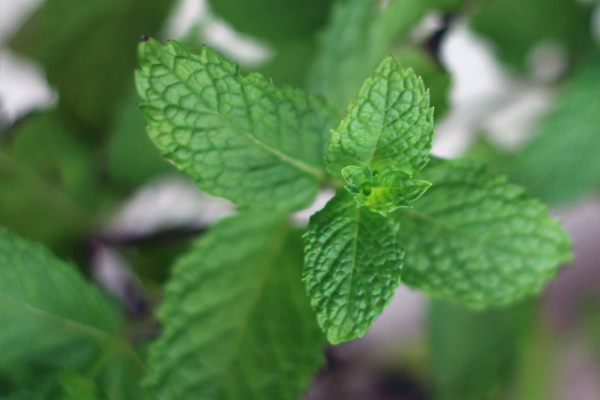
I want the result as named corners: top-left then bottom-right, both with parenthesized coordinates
top-left (3, 0), bottom-right (599, 398)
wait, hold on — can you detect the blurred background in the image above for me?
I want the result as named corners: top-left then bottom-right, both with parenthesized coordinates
top-left (1, 0), bottom-right (600, 399)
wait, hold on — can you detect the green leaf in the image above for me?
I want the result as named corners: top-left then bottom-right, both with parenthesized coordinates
top-left (0, 226), bottom-right (143, 372)
top-left (304, 190), bottom-right (404, 344)
top-left (136, 39), bottom-right (338, 211)
top-left (143, 213), bottom-right (325, 399)
top-left (429, 300), bottom-right (533, 400)
top-left (470, 0), bottom-right (593, 71)
top-left (394, 159), bottom-right (572, 307)
top-left (9, 0), bottom-right (178, 132)
top-left (327, 57), bottom-right (434, 176)
top-left (342, 164), bottom-right (431, 215)
top-left (508, 60), bottom-right (600, 203)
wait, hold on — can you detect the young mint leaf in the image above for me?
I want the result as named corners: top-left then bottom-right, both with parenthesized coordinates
top-left (342, 164), bottom-right (431, 215)
top-left (0, 226), bottom-right (141, 373)
top-left (394, 159), bottom-right (572, 307)
top-left (136, 38), bottom-right (338, 212)
top-left (327, 57), bottom-right (434, 177)
top-left (143, 213), bottom-right (325, 399)
top-left (304, 190), bottom-right (403, 344)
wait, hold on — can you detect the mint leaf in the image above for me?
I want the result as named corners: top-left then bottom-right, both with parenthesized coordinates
top-left (0, 226), bottom-right (145, 399)
top-left (327, 57), bottom-right (434, 177)
top-left (394, 159), bottom-right (572, 307)
top-left (508, 60), bottom-right (600, 203)
top-left (143, 213), bottom-right (325, 399)
top-left (0, 227), bottom-right (143, 375)
top-left (342, 164), bottom-right (431, 215)
top-left (136, 39), bottom-right (338, 211)
top-left (304, 191), bottom-right (403, 343)
top-left (429, 300), bottom-right (533, 400)
top-left (0, 226), bottom-right (118, 364)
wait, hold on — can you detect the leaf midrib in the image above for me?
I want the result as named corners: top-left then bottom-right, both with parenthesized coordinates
top-left (396, 207), bottom-right (547, 256)
top-left (215, 221), bottom-right (291, 396)
top-left (144, 50), bottom-right (326, 181)
top-left (1, 293), bottom-right (145, 372)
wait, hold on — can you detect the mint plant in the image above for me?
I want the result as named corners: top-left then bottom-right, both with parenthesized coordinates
top-left (130, 38), bottom-right (571, 396)
top-left (5, 0), bottom-right (600, 398)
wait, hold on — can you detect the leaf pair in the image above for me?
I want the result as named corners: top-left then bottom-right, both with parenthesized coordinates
top-left (304, 55), bottom-right (435, 343)
top-left (136, 38), bottom-right (337, 212)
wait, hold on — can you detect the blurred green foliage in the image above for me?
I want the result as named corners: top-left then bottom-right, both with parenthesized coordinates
top-left (471, 0), bottom-right (593, 71)
top-left (3, 0), bottom-right (600, 398)
top-left (0, 112), bottom-right (96, 256)
top-left (10, 0), bottom-right (178, 134)
top-left (429, 300), bottom-right (533, 400)
top-left (507, 58), bottom-right (600, 203)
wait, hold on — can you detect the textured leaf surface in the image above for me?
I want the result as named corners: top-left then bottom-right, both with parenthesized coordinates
top-left (429, 300), bottom-right (533, 400)
top-left (9, 0), bottom-right (177, 131)
top-left (144, 213), bottom-right (325, 399)
top-left (342, 165), bottom-right (431, 215)
top-left (508, 60), bottom-right (600, 203)
top-left (304, 191), bottom-right (403, 343)
top-left (136, 39), bottom-right (338, 211)
top-left (394, 159), bottom-right (572, 307)
top-left (327, 57), bottom-right (434, 176)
